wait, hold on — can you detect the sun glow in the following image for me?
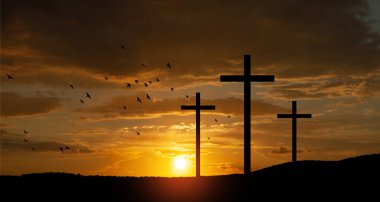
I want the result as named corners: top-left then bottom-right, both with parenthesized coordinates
top-left (173, 156), bottom-right (187, 170)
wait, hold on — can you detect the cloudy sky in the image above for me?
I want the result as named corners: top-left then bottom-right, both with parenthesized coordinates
top-left (1, 0), bottom-right (380, 176)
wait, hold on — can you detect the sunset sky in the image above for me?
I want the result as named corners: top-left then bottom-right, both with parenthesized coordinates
top-left (1, 0), bottom-right (380, 177)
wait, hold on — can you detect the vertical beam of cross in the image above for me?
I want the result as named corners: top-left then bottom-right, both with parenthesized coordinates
top-left (220, 55), bottom-right (275, 175)
top-left (181, 92), bottom-right (215, 177)
top-left (277, 101), bottom-right (312, 162)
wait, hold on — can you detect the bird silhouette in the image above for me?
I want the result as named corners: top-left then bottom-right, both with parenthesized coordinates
top-left (146, 94), bottom-right (151, 101)
top-left (126, 83), bottom-right (131, 88)
top-left (123, 106), bottom-right (127, 110)
top-left (156, 77), bottom-right (160, 82)
top-left (24, 130), bottom-right (29, 134)
top-left (214, 119), bottom-right (218, 122)
top-left (148, 81), bottom-right (152, 85)
top-left (144, 83), bottom-right (148, 87)
top-left (227, 115), bottom-right (231, 118)
top-left (31, 147), bottom-right (35, 151)
top-left (65, 146), bottom-right (70, 150)
top-left (70, 84), bottom-right (74, 89)
top-left (135, 80), bottom-right (139, 84)
top-left (6, 74), bottom-right (14, 79)
top-left (137, 97), bottom-right (142, 103)
top-left (80, 99), bottom-right (84, 104)
top-left (208, 137), bottom-right (210, 140)
top-left (86, 92), bottom-right (91, 99)
top-left (142, 64), bottom-right (145, 67)
top-left (59, 147), bottom-right (64, 153)
top-left (166, 62), bottom-right (171, 69)
top-left (24, 138), bottom-right (30, 143)
top-left (186, 95), bottom-right (189, 98)
top-left (121, 44), bottom-right (126, 49)
top-left (136, 132), bottom-right (141, 135)
top-left (104, 76), bottom-right (108, 80)
top-left (171, 88), bottom-right (174, 91)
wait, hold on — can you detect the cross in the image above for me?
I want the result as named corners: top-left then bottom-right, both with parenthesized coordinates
top-left (220, 55), bottom-right (275, 175)
top-left (277, 101), bottom-right (312, 162)
top-left (181, 92), bottom-right (215, 177)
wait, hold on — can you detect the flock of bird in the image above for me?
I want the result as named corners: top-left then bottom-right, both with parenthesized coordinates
top-left (4, 44), bottom-right (232, 153)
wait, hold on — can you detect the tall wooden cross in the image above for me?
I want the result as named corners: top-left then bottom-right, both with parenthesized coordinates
top-left (220, 55), bottom-right (275, 175)
top-left (181, 92), bottom-right (215, 177)
top-left (277, 101), bottom-right (312, 162)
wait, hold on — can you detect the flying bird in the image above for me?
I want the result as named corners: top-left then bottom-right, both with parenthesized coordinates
top-left (186, 95), bottom-right (189, 98)
top-left (24, 138), bottom-right (30, 143)
top-left (80, 99), bottom-right (84, 104)
top-left (24, 130), bottom-right (29, 134)
top-left (59, 147), bottom-right (64, 153)
top-left (104, 76), bottom-right (108, 80)
top-left (144, 83), bottom-right (148, 87)
top-left (69, 84), bottom-right (74, 89)
top-left (171, 88), bottom-right (174, 91)
top-left (137, 97), bottom-right (142, 103)
top-left (32, 147), bottom-right (35, 151)
top-left (146, 94), bottom-right (151, 101)
top-left (86, 92), bottom-right (91, 99)
top-left (123, 106), bottom-right (127, 110)
top-left (65, 146), bottom-right (70, 150)
top-left (142, 64), bottom-right (145, 67)
top-left (156, 77), bottom-right (160, 82)
top-left (166, 62), bottom-right (171, 69)
top-left (227, 115), bottom-right (231, 119)
top-left (148, 81), bottom-right (152, 85)
top-left (6, 74), bottom-right (14, 79)
top-left (136, 132), bottom-right (141, 136)
top-left (121, 44), bottom-right (126, 49)
top-left (214, 119), bottom-right (218, 122)
top-left (208, 137), bottom-right (210, 140)
top-left (135, 80), bottom-right (139, 84)
top-left (126, 83), bottom-right (131, 88)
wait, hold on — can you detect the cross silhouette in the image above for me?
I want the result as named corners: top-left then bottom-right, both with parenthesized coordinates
top-left (181, 92), bottom-right (215, 177)
top-left (220, 55), bottom-right (275, 175)
top-left (277, 101), bottom-right (312, 162)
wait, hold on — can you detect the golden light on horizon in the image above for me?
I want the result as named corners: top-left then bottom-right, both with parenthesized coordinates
top-left (173, 156), bottom-right (188, 170)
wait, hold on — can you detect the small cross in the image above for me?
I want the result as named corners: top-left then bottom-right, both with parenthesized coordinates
top-left (181, 92), bottom-right (215, 177)
top-left (277, 101), bottom-right (312, 162)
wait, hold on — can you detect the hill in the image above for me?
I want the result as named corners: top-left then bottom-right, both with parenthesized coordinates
top-left (1, 154), bottom-right (379, 201)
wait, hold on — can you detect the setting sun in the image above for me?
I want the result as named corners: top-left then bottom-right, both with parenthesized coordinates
top-left (173, 156), bottom-right (187, 170)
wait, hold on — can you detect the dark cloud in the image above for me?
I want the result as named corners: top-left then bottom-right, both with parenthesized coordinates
top-left (76, 94), bottom-right (287, 117)
top-left (1, 0), bottom-right (379, 80)
top-left (0, 92), bottom-right (62, 117)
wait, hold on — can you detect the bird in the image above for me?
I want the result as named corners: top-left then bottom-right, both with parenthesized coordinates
top-left (69, 84), bottom-right (74, 89)
top-left (24, 130), bottom-right (29, 134)
top-left (6, 74), bottom-right (14, 79)
top-left (123, 106), bottom-right (127, 110)
top-left (126, 83), bottom-right (131, 88)
top-left (186, 95), bottom-right (189, 98)
top-left (59, 147), bottom-right (64, 153)
top-left (156, 77), bottom-right (160, 82)
top-left (144, 83), bottom-right (148, 87)
top-left (142, 64), bottom-right (145, 67)
top-left (65, 146), bottom-right (70, 150)
top-left (148, 81), bottom-right (152, 85)
top-left (135, 80), bottom-right (139, 84)
top-left (121, 44), bottom-right (126, 49)
top-left (214, 119), bottom-right (218, 122)
top-left (24, 138), bottom-right (30, 143)
top-left (208, 137), bottom-right (210, 140)
top-left (136, 132), bottom-right (141, 136)
top-left (80, 99), bottom-right (84, 104)
top-left (227, 115), bottom-right (231, 119)
top-left (137, 97), bottom-right (142, 103)
top-left (166, 62), bottom-right (171, 69)
top-left (171, 88), bottom-right (174, 91)
top-left (104, 76), bottom-right (108, 80)
top-left (146, 94), bottom-right (151, 101)
top-left (31, 147), bottom-right (35, 151)
top-left (86, 92), bottom-right (91, 99)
